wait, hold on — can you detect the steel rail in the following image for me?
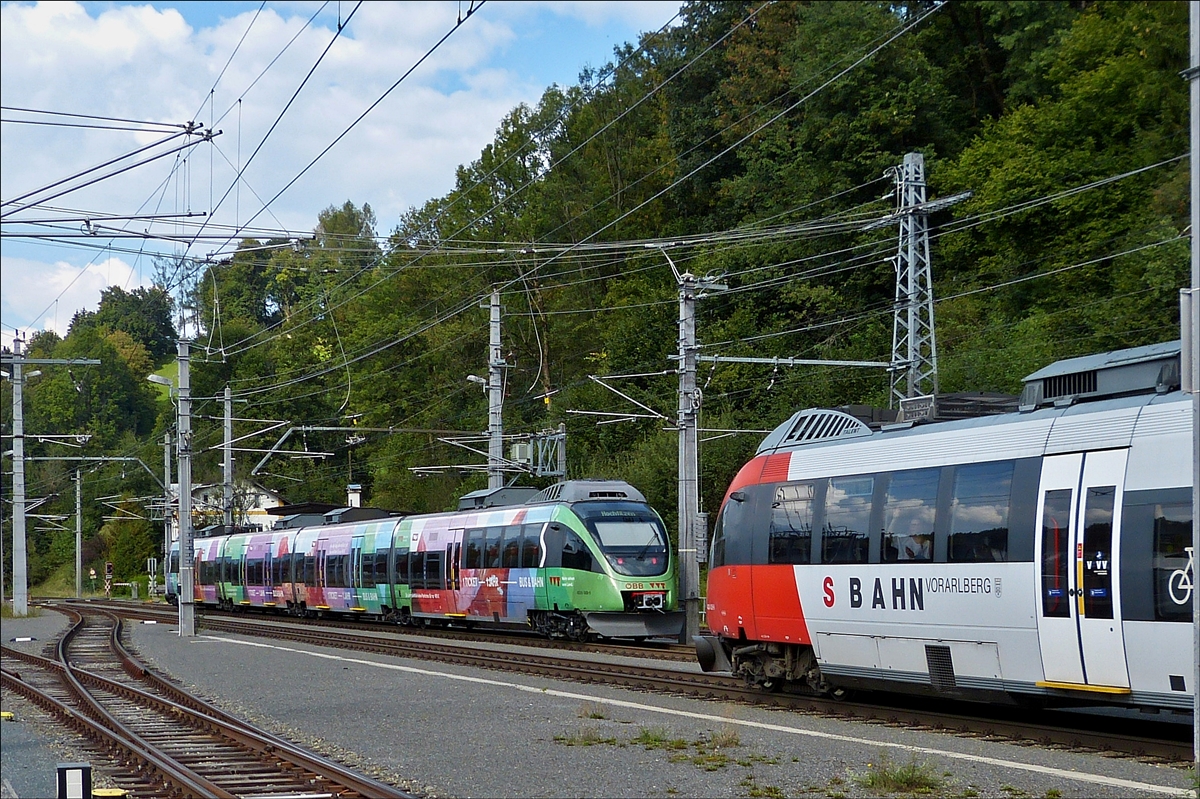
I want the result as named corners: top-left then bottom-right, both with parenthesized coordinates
top-left (0, 666), bottom-right (215, 799)
top-left (5, 607), bottom-right (414, 799)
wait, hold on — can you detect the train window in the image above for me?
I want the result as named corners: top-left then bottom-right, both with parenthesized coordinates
top-left (502, 526), bottom-right (521, 569)
top-left (304, 554), bottom-right (315, 586)
top-left (822, 476), bottom-right (872, 564)
top-left (562, 529), bottom-right (597, 572)
top-left (770, 482), bottom-right (814, 565)
top-left (882, 470), bottom-right (938, 562)
top-left (247, 557), bottom-right (262, 585)
top-left (391, 548), bottom-right (406, 585)
top-left (1153, 498), bottom-right (1194, 622)
top-left (425, 551), bottom-right (444, 590)
top-left (709, 508), bottom-right (726, 568)
top-left (485, 526), bottom-right (503, 569)
top-left (1081, 486), bottom-right (1116, 619)
top-left (408, 551), bottom-right (424, 589)
top-left (465, 528), bottom-right (485, 569)
top-left (360, 552), bottom-right (373, 588)
top-left (1040, 489), bottom-right (1072, 618)
top-left (948, 461), bottom-right (1013, 563)
top-left (522, 523), bottom-right (543, 568)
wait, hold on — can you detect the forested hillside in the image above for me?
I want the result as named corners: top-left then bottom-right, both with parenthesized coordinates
top-left (4, 1), bottom-right (1189, 586)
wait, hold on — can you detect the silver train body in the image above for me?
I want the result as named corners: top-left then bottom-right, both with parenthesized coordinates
top-left (697, 341), bottom-right (1194, 712)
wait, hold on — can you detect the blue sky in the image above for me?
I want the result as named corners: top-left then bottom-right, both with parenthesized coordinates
top-left (1, 1), bottom-right (680, 345)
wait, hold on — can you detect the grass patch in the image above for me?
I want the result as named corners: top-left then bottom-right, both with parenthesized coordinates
top-left (553, 725), bottom-right (617, 747)
top-left (709, 727), bottom-right (741, 748)
top-left (855, 755), bottom-right (946, 795)
top-left (555, 722), bottom-right (775, 776)
top-left (577, 701), bottom-right (608, 720)
top-left (634, 726), bottom-right (689, 751)
top-left (0, 603), bottom-right (42, 618)
top-left (686, 751), bottom-right (732, 771)
top-left (741, 775), bottom-right (786, 798)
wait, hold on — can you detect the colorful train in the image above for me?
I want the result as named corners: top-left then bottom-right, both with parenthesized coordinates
top-left (695, 341), bottom-right (1194, 712)
top-left (168, 479), bottom-right (683, 640)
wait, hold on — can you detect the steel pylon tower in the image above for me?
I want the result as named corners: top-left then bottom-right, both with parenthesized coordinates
top-left (890, 152), bottom-right (939, 405)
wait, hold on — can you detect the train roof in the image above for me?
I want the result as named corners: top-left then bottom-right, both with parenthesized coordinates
top-left (526, 479), bottom-right (647, 505)
top-left (756, 340), bottom-right (1186, 459)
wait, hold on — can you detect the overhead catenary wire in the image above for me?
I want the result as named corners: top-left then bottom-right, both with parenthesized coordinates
top-left (208, 1), bottom-right (940, 374)
top-left (197, 1), bottom-right (488, 264)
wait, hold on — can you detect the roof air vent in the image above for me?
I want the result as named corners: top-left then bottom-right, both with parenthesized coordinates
top-left (1042, 370), bottom-right (1097, 400)
top-left (527, 480), bottom-right (646, 505)
top-left (1020, 340), bottom-right (1180, 411)
top-left (757, 408), bottom-right (873, 454)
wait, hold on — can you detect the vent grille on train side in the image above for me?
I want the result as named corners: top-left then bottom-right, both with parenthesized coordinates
top-left (925, 645), bottom-right (957, 692)
top-left (1042, 370), bottom-right (1097, 399)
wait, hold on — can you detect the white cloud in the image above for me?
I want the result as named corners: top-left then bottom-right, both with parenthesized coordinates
top-left (0, 1), bottom-right (679, 343)
top-left (1, 253), bottom-right (153, 347)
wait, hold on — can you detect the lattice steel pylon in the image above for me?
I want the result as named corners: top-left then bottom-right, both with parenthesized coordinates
top-left (890, 152), bottom-right (939, 406)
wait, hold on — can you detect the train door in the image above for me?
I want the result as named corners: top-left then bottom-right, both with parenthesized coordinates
top-left (1035, 450), bottom-right (1130, 690)
top-left (532, 523), bottom-right (550, 611)
top-left (316, 538), bottom-right (329, 606)
top-left (352, 535), bottom-right (364, 607)
top-left (264, 545), bottom-right (274, 603)
top-left (447, 531), bottom-right (462, 591)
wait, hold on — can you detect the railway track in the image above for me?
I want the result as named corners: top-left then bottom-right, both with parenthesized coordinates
top-left (78, 598), bottom-right (697, 662)
top-left (0, 606), bottom-right (413, 799)
top-left (86, 600), bottom-right (1192, 764)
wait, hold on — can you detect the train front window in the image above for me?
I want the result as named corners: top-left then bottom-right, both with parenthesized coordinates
top-left (575, 502), bottom-right (670, 577)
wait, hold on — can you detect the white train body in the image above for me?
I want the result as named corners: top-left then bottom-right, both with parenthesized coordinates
top-left (697, 341), bottom-right (1194, 711)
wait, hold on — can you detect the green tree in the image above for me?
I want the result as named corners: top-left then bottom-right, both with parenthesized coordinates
top-left (71, 285), bottom-right (177, 362)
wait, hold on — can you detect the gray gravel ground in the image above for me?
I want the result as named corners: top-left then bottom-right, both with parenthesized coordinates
top-left (120, 620), bottom-right (1193, 799)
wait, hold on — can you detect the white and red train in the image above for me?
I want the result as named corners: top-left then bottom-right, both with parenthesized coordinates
top-left (695, 341), bottom-right (1193, 712)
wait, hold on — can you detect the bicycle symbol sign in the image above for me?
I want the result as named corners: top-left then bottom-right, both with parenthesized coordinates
top-left (1169, 547), bottom-right (1194, 606)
